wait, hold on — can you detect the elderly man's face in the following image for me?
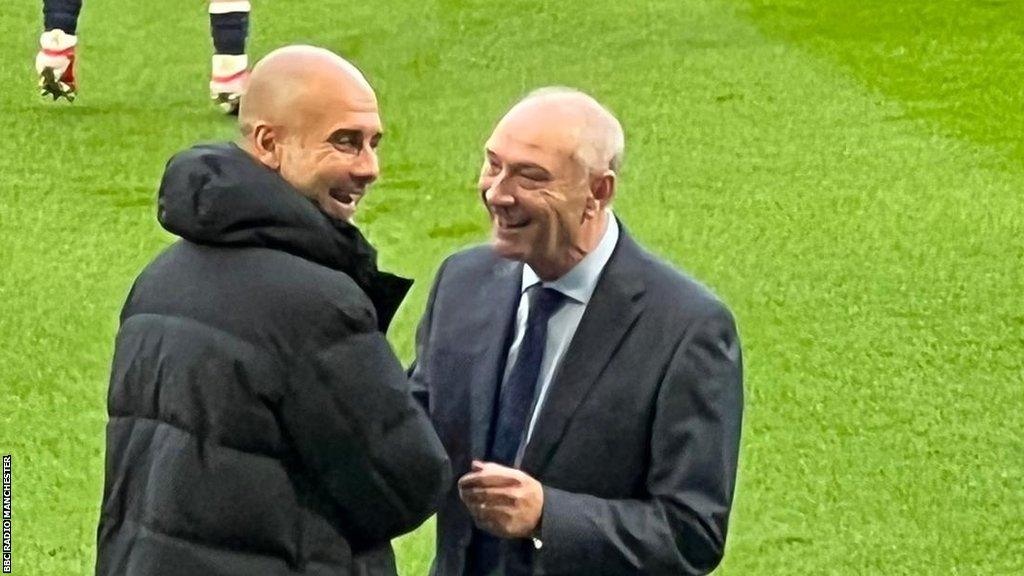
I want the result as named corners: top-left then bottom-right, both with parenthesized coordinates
top-left (276, 86), bottom-right (382, 222)
top-left (479, 107), bottom-right (593, 272)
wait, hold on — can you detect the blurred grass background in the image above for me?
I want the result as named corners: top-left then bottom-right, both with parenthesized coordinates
top-left (0, 0), bottom-right (1020, 573)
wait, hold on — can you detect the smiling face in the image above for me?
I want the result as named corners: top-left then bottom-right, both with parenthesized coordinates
top-left (240, 47), bottom-right (383, 223)
top-left (276, 86), bottom-right (382, 222)
top-left (479, 98), bottom-right (613, 279)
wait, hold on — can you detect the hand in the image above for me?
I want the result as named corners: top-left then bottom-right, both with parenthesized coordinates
top-left (458, 460), bottom-right (544, 539)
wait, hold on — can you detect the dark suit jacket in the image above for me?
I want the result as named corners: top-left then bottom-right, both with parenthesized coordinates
top-left (411, 224), bottom-right (743, 575)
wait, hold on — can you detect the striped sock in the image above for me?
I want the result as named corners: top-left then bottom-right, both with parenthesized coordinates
top-left (209, 1), bottom-right (251, 55)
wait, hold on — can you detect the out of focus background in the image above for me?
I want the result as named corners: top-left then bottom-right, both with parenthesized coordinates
top-left (1, 0), bottom-right (1021, 573)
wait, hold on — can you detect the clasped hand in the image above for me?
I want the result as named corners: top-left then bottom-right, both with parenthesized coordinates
top-left (458, 460), bottom-right (543, 539)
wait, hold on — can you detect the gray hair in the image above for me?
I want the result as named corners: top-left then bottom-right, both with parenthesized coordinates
top-left (519, 86), bottom-right (625, 174)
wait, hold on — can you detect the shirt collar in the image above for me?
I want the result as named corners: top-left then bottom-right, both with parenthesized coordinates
top-left (521, 214), bottom-right (620, 304)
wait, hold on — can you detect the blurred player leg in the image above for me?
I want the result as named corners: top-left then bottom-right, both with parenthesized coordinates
top-left (209, 0), bottom-right (251, 114)
top-left (37, 0), bottom-right (82, 101)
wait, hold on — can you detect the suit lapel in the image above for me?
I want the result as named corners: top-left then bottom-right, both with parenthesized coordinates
top-left (469, 258), bottom-right (523, 461)
top-left (520, 232), bottom-right (647, 473)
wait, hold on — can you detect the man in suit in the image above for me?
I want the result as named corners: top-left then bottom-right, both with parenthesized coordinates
top-left (411, 87), bottom-right (744, 575)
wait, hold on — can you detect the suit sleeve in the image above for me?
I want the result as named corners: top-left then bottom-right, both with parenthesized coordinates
top-left (535, 306), bottom-right (743, 576)
top-left (408, 256), bottom-right (451, 411)
top-left (277, 301), bottom-right (452, 551)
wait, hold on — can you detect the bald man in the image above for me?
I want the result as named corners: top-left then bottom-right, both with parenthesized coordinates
top-left (411, 88), bottom-right (743, 575)
top-left (95, 46), bottom-right (450, 576)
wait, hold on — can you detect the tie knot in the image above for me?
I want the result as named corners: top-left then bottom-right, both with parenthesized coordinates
top-left (527, 285), bottom-right (566, 320)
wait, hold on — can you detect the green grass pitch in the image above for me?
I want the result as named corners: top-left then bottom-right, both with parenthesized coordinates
top-left (1, 0), bottom-right (1021, 573)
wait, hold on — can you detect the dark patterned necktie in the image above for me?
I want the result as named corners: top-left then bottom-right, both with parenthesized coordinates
top-left (489, 285), bottom-right (567, 466)
top-left (468, 285), bottom-right (567, 576)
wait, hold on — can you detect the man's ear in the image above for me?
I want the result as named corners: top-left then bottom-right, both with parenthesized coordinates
top-left (588, 170), bottom-right (617, 215)
top-left (250, 123), bottom-right (282, 170)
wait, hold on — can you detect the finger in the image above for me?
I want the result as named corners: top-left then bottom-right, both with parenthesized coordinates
top-left (457, 467), bottom-right (496, 488)
top-left (460, 486), bottom-right (508, 510)
top-left (466, 500), bottom-right (504, 528)
top-left (464, 500), bottom-right (488, 522)
top-left (471, 505), bottom-right (501, 524)
top-left (458, 472), bottom-right (483, 490)
top-left (473, 461), bottom-right (518, 475)
top-left (458, 486), bottom-right (472, 506)
top-left (472, 502), bottom-right (518, 530)
top-left (461, 488), bottom-right (518, 508)
top-left (459, 471), bottom-right (522, 489)
top-left (459, 460), bottom-right (503, 490)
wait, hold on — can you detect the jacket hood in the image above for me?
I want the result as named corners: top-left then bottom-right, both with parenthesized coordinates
top-left (157, 142), bottom-right (411, 332)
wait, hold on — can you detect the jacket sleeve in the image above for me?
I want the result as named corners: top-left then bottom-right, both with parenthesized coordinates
top-left (277, 300), bottom-right (452, 551)
top-left (408, 256), bottom-right (451, 412)
top-left (534, 307), bottom-right (744, 576)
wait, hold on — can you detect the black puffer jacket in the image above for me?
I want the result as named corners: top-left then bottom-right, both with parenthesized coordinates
top-left (95, 143), bottom-right (451, 576)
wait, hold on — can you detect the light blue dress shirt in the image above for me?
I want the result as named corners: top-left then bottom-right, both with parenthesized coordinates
top-left (501, 215), bottom-right (620, 464)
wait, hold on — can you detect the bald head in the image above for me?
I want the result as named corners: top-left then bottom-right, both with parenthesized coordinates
top-left (239, 45), bottom-right (376, 137)
top-left (238, 45), bottom-right (384, 223)
top-left (500, 87), bottom-right (625, 175)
